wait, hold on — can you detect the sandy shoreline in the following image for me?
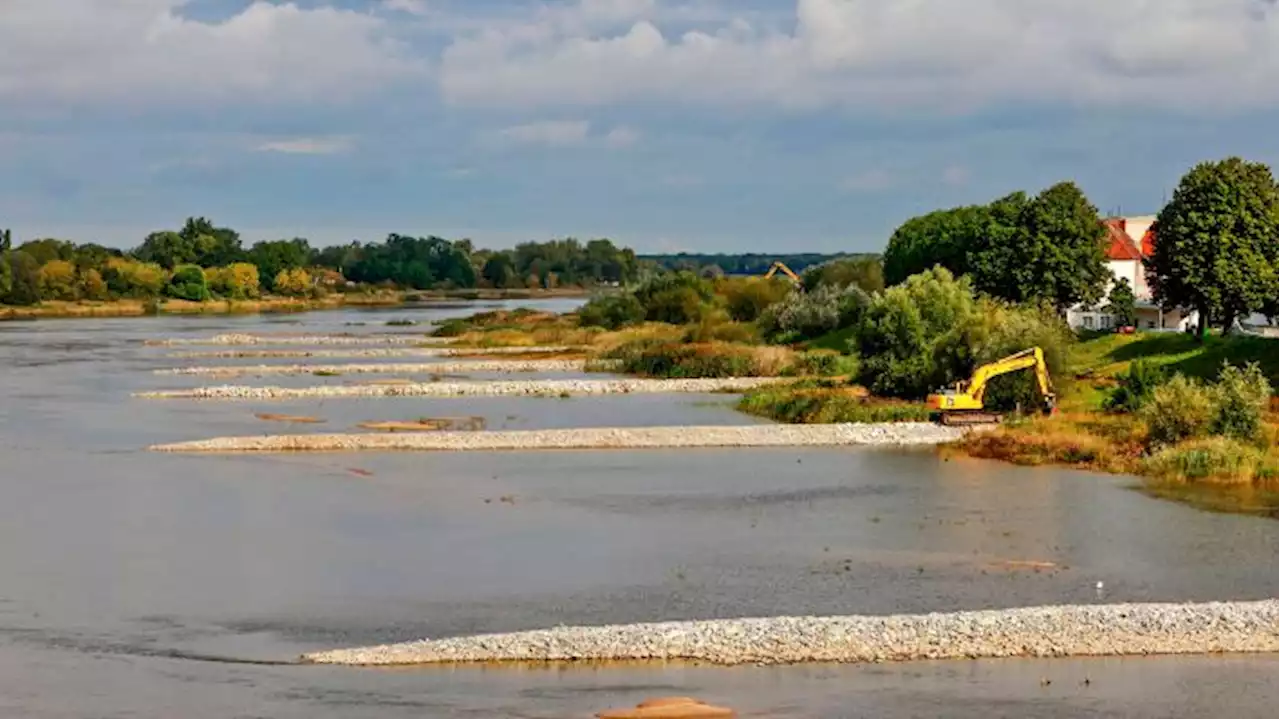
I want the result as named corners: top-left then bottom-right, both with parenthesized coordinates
top-left (165, 346), bottom-right (579, 359)
top-left (301, 599), bottom-right (1279, 666)
top-left (146, 333), bottom-right (451, 346)
top-left (149, 422), bottom-right (966, 452)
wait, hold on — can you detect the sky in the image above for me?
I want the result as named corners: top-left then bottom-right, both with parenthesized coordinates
top-left (1, 0), bottom-right (1276, 253)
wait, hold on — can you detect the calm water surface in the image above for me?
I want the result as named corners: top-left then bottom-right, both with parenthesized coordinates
top-left (0, 302), bottom-right (1275, 718)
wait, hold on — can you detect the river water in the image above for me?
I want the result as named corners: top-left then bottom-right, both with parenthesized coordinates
top-left (0, 301), bottom-right (1275, 718)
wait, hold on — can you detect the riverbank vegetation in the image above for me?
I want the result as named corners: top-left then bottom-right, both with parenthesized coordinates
top-left (0, 220), bottom-right (635, 315)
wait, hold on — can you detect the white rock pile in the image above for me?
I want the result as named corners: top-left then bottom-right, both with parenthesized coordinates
top-left (147, 333), bottom-right (449, 346)
top-left (165, 346), bottom-right (578, 359)
top-left (150, 422), bottom-right (965, 453)
top-left (136, 377), bottom-right (778, 401)
top-left (301, 599), bottom-right (1279, 666)
top-left (154, 359), bottom-right (595, 376)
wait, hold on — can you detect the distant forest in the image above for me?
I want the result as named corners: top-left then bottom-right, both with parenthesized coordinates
top-left (639, 253), bottom-right (876, 276)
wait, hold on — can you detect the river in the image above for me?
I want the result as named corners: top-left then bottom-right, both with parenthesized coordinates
top-left (0, 300), bottom-right (1274, 718)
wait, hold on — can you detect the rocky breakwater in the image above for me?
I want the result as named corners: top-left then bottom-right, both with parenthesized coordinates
top-left (150, 422), bottom-right (967, 453)
top-left (136, 377), bottom-right (778, 401)
top-left (154, 359), bottom-right (595, 376)
top-left (166, 346), bottom-right (578, 360)
top-left (301, 599), bottom-right (1279, 667)
top-left (147, 333), bottom-right (450, 346)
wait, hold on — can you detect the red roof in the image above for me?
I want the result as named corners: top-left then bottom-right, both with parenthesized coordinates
top-left (1139, 228), bottom-right (1156, 257)
top-left (1103, 218), bottom-right (1144, 261)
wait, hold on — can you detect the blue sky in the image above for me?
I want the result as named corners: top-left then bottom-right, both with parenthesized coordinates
top-left (1, 0), bottom-right (1276, 253)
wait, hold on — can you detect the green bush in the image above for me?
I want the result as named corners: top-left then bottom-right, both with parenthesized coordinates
top-left (852, 267), bottom-right (980, 398)
top-left (1140, 374), bottom-right (1216, 446)
top-left (759, 284), bottom-right (869, 343)
top-left (719, 277), bottom-right (791, 322)
top-left (682, 308), bottom-right (760, 344)
top-left (578, 293), bottom-right (646, 330)
top-left (1143, 437), bottom-right (1269, 483)
top-left (165, 265), bottom-right (209, 302)
top-left (968, 301), bottom-right (1074, 413)
top-left (1103, 360), bottom-right (1168, 413)
top-left (632, 272), bottom-right (715, 325)
top-left (738, 387), bottom-right (932, 424)
top-left (599, 339), bottom-right (785, 378)
top-left (1210, 362), bottom-right (1270, 442)
top-left (790, 349), bottom-right (860, 377)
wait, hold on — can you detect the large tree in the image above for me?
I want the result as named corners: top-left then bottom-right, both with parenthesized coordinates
top-left (247, 238), bottom-right (313, 290)
top-left (970, 183), bottom-right (1108, 310)
top-left (1146, 157), bottom-right (1280, 336)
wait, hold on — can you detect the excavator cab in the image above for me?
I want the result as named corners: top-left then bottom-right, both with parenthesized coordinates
top-left (926, 347), bottom-right (1056, 425)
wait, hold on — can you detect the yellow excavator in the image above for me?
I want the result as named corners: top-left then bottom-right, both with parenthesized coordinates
top-left (763, 261), bottom-right (802, 285)
top-left (926, 347), bottom-right (1056, 426)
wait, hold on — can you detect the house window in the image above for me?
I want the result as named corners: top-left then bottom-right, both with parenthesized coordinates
top-left (1084, 316), bottom-right (1094, 329)
top-left (1101, 315), bottom-right (1112, 328)
top-left (1147, 320), bottom-right (1156, 329)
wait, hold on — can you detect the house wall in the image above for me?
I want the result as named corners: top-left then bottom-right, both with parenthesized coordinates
top-left (1105, 259), bottom-right (1148, 299)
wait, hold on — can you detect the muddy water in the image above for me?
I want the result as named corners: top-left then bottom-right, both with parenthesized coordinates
top-left (0, 302), bottom-right (1276, 718)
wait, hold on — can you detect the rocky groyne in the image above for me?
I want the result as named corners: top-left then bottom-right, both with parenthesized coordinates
top-left (301, 599), bottom-right (1279, 666)
top-left (149, 422), bottom-right (965, 452)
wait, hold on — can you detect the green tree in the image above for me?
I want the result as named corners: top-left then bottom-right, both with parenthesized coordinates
top-left (17, 238), bottom-right (76, 265)
top-left (801, 256), bottom-right (884, 293)
top-left (1146, 157), bottom-right (1280, 337)
top-left (3, 251), bottom-right (41, 305)
top-left (248, 238), bottom-right (313, 291)
top-left (1104, 277), bottom-right (1138, 329)
top-left (133, 231), bottom-right (192, 269)
top-left (0, 228), bottom-right (12, 300)
top-left (166, 265), bottom-right (210, 301)
top-left (481, 252), bottom-right (517, 288)
top-left (37, 259), bottom-right (79, 300)
top-left (882, 205), bottom-right (987, 285)
top-left (79, 268), bottom-right (109, 301)
top-left (179, 217), bottom-right (243, 266)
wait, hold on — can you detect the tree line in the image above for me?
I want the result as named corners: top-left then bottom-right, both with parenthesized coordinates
top-left (0, 220), bottom-right (641, 305)
top-left (881, 157), bottom-right (1278, 334)
top-left (639, 253), bottom-right (861, 276)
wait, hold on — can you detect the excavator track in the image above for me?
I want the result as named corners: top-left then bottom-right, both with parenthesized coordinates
top-left (939, 412), bottom-right (1003, 426)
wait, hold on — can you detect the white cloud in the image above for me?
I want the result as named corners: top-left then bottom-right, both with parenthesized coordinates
top-left (383, 0), bottom-right (429, 15)
top-left (439, 0), bottom-right (1278, 111)
top-left (0, 1), bottom-right (424, 107)
top-left (487, 120), bottom-right (639, 148)
top-left (255, 136), bottom-right (355, 155)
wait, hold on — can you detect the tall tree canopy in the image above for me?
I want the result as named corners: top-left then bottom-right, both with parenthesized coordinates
top-left (1146, 157), bottom-right (1279, 335)
top-left (882, 183), bottom-right (1108, 309)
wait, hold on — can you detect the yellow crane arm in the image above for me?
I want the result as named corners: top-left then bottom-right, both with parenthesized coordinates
top-left (763, 261), bottom-right (801, 284)
top-left (962, 348), bottom-right (1054, 404)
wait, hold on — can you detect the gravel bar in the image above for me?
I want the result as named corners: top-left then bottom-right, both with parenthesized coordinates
top-left (147, 333), bottom-right (449, 346)
top-left (154, 359), bottom-right (593, 376)
top-left (149, 422), bottom-right (965, 452)
top-left (136, 377), bottom-right (777, 401)
top-left (301, 599), bottom-right (1279, 666)
top-left (166, 346), bottom-right (578, 359)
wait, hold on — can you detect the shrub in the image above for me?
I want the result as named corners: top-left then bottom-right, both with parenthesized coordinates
top-left (37, 259), bottom-right (79, 301)
top-left (1143, 437), bottom-right (1269, 484)
top-left (632, 272), bottom-right (715, 325)
top-left (969, 301), bottom-right (1074, 412)
top-left (103, 258), bottom-right (166, 298)
top-left (718, 277), bottom-right (791, 322)
top-left (166, 265), bottom-right (210, 301)
top-left (800, 256), bottom-right (884, 294)
top-left (273, 267), bottom-right (312, 297)
top-left (208, 262), bottom-right (261, 300)
top-left (759, 284), bottom-right (870, 343)
top-left (578, 293), bottom-right (645, 330)
top-left (790, 349), bottom-right (860, 377)
top-left (1103, 360), bottom-right (1168, 413)
top-left (78, 268), bottom-right (108, 301)
top-left (1140, 374), bottom-right (1215, 446)
top-left (600, 340), bottom-right (791, 378)
top-left (1210, 362), bottom-right (1270, 442)
top-left (738, 386), bottom-right (931, 424)
top-left (852, 267), bottom-right (980, 399)
top-left (682, 307), bottom-right (760, 344)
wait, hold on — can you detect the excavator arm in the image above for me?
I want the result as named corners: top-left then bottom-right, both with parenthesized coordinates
top-left (763, 261), bottom-right (801, 284)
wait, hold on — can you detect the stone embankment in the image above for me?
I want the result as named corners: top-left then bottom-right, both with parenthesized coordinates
top-left (146, 333), bottom-right (449, 346)
top-left (301, 599), bottom-right (1278, 666)
top-left (136, 377), bottom-right (777, 401)
top-left (150, 422), bottom-right (965, 453)
top-left (155, 359), bottom-right (594, 376)
top-left (166, 346), bottom-right (578, 359)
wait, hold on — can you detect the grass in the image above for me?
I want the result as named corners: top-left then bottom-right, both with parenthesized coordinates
top-left (738, 382), bottom-right (933, 423)
top-left (803, 325), bottom-right (858, 354)
top-left (1069, 332), bottom-right (1278, 390)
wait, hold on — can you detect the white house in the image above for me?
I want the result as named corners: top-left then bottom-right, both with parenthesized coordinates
top-left (1065, 215), bottom-right (1197, 332)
